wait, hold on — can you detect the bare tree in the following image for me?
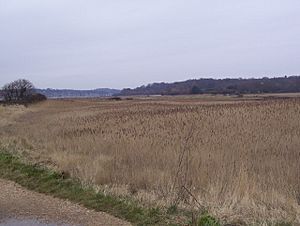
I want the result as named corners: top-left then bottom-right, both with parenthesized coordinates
top-left (2, 79), bottom-right (42, 104)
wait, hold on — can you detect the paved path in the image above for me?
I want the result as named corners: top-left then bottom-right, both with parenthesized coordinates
top-left (0, 179), bottom-right (130, 226)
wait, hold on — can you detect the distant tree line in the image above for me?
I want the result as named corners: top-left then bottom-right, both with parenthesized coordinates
top-left (36, 88), bottom-right (120, 98)
top-left (0, 79), bottom-right (47, 104)
top-left (120, 76), bottom-right (300, 96)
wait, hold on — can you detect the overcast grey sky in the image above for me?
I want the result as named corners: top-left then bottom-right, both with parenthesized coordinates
top-left (0, 0), bottom-right (300, 89)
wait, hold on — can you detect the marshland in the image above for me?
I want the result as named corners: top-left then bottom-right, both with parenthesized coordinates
top-left (1, 94), bottom-right (299, 225)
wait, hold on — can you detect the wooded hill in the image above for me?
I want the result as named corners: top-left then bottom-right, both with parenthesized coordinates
top-left (120, 76), bottom-right (300, 96)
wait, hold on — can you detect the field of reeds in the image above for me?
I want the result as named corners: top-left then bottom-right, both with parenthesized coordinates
top-left (0, 95), bottom-right (299, 225)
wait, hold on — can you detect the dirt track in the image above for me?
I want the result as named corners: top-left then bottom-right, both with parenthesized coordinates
top-left (0, 179), bottom-right (130, 226)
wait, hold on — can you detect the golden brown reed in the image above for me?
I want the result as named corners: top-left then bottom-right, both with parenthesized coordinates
top-left (1, 96), bottom-right (300, 224)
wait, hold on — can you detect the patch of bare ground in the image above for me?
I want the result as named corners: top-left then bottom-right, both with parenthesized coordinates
top-left (0, 179), bottom-right (130, 226)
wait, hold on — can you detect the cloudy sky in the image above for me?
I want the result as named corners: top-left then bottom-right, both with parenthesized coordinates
top-left (0, 0), bottom-right (300, 89)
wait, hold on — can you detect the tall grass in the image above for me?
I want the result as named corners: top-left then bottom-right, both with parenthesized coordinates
top-left (1, 97), bottom-right (300, 224)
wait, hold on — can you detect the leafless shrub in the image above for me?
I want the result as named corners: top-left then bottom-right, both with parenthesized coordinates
top-left (2, 79), bottom-right (46, 104)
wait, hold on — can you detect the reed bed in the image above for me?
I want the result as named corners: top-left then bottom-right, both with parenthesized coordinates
top-left (1, 97), bottom-right (299, 224)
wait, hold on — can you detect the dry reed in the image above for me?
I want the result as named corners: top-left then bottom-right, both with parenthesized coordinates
top-left (1, 96), bottom-right (299, 224)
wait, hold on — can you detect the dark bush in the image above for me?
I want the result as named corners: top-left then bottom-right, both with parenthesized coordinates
top-left (1, 79), bottom-right (47, 105)
top-left (27, 93), bottom-right (47, 103)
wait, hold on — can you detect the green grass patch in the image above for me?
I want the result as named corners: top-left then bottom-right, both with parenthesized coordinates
top-left (197, 214), bottom-right (221, 226)
top-left (274, 223), bottom-right (293, 226)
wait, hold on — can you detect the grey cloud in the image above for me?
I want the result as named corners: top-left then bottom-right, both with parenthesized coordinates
top-left (0, 0), bottom-right (300, 89)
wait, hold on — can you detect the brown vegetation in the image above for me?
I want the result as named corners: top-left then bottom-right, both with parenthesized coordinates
top-left (0, 95), bottom-right (299, 224)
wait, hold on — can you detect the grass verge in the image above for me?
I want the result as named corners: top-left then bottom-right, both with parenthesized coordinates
top-left (0, 151), bottom-right (171, 225)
